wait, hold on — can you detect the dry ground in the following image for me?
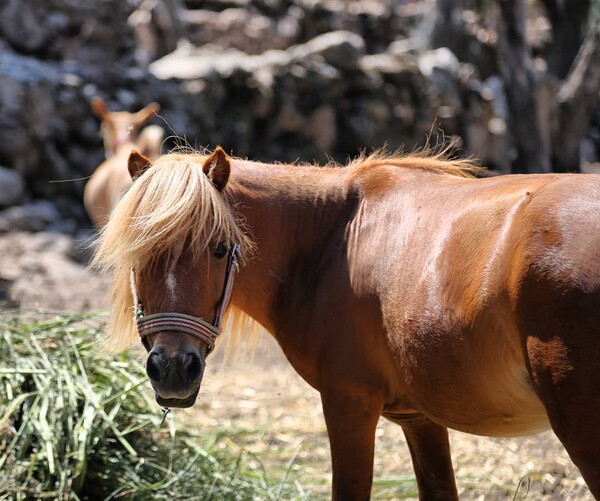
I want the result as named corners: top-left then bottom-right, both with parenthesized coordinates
top-left (179, 333), bottom-right (593, 500)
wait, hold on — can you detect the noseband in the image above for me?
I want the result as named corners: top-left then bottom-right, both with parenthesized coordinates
top-left (130, 243), bottom-right (240, 353)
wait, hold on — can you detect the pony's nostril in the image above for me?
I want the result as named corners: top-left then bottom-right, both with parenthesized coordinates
top-left (146, 351), bottom-right (163, 382)
top-left (181, 351), bottom-right (203, 383)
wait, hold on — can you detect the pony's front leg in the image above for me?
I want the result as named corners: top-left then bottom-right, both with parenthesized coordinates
top-left (321, 390), bottom-right (383, 501)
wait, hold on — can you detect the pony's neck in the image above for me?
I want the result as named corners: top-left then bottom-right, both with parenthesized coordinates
top-left (226, 159), bottom-right (353, 334)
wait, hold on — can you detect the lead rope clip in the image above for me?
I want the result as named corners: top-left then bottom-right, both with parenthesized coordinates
top-left (160, 407), bottom-right (171, 426)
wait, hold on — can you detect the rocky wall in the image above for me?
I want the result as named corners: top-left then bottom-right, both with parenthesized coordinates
top-left (0, 0), bottom-right (597, 233)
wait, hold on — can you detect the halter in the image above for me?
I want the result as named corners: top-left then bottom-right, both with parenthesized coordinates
top-left (130, 243), bottom-right (240, 353)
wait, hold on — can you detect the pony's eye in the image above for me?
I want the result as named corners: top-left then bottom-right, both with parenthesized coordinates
top-left (213, 242), bottom-right (228, 259)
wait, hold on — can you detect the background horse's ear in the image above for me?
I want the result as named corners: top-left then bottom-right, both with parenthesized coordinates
top-left (91, 97), bottom-right (109, 121)
top-left (128, 150), bottom-right (153, 180)
top-left (133, 102), bottom-right (160, 127)
top-left (202, 147), bottom-right (230, 191)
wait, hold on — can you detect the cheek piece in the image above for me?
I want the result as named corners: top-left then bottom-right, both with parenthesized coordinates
top-left (130, 243), bottom-right (240, 353)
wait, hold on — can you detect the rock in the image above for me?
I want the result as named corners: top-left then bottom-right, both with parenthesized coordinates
top-left (309, 105), bottom-right (337, 152)
top-left (151, 43), bottom-right (241, 79)
top-left (184, 7), bottom-right (299, 55)
top-left (0, 231), bottom-right (110, 311)
top-left (0, 167), bottom-right (25, 207)
top-left (483, 76), bottom-right (508, 122)
top-left (128, 0), bottom-right (184, 64)
top-left (295, 0), bottom-right (399, 54)
top-left (418, 48), bottom-right (460, 77)
top-left (0, 200), bottom-right (61, 233)
top-left (0, 275), bottom-right (18, 308)
top-left (291, 31), bottom-right (366, 70)
top-left (71, 228), bottom-right (98, 264)
top-left (0, 0), bottom-right (52, 53)
top-left (277, 102), bottom-right (307, 133)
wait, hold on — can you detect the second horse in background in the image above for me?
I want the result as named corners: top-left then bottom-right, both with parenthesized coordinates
top-left (84, 97), bottom-right (164, 227)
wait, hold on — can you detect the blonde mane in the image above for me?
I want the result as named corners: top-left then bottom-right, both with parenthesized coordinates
top-left (347, 146), bottom-right (484, 178)
top-left (92, 152), bottom-right (254, 351)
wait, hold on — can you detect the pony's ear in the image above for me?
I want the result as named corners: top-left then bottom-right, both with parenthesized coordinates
top-left (128, 150), bottom-right (153, 180)
top-left (202, 147), bottom-right (230, 191)
top-left (91, 97), bottom-right (109, 121)
top-left (133, 102), bottom-right (160, 127)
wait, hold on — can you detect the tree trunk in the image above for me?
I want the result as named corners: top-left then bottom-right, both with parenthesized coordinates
top-left (431, 0), bottom-right (467, 55)
top-left (553, 23), bottom-right (600, 171)
top-left (496, 0), bottom-right (551, 173)
top-left (540, 0), bottom-right (591, 78)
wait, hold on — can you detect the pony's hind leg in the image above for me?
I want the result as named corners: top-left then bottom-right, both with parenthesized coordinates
top-left (520, 285), bottom-right (600, 497)
top-left (525, 335), bottom-right (600, 496)
top-left (394, 414), bottom-right (459, 500)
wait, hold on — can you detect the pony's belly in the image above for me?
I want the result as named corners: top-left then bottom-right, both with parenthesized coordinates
top-left (404, 372), bottom-right (551, 437)
top-left (393, 344), bottom-right (551, 437)
top-left (429, 397), bottom-right (550, 437)
top-left (385, 391), bottom-right (550, 437)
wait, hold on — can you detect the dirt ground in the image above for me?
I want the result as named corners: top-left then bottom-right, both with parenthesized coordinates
top-left (0, 231), bottom-right (593, 500)
top-left (185, 334), bottom-right (593, 500)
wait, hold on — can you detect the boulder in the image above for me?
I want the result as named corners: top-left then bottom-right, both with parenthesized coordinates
top-left (0, 201), bottom-right (61, 233)
top-left (290, 30), bottom-right (366, 70)
top-left (0, 231), bottom-right (110, 311)
top-left (0, 166), bottom-right (25, 207)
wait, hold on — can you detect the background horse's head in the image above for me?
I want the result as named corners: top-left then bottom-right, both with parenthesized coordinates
top-left (91, 97), bottom-right (160, 158)
top-left (93, 148), bottom-right (251, 408)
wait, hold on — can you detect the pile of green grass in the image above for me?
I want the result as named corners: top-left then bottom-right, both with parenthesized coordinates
top-left (0, 313), bottom-right (301, 500)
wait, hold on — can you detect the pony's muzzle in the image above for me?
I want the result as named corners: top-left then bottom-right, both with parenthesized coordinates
top-left (146, 345), bottom-right (205, 407)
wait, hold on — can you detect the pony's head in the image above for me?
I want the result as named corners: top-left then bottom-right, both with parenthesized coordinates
top-left (91, 97), bottom-right (160, 157)
top-left (93, 147), bottom-right (252, 408)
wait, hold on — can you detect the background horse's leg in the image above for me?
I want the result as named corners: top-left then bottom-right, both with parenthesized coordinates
top-left (520, 285), bottom-right (600, 498)
top-left (399, 415), bottom-right (459, 500)
top-left (321, 390), bottom-right (383, 501)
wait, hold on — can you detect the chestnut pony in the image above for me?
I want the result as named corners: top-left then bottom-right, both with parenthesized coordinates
top-left (83, 97), bottom-right (163, 227)
top-left (93, 147), bottom-right (600, 500)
